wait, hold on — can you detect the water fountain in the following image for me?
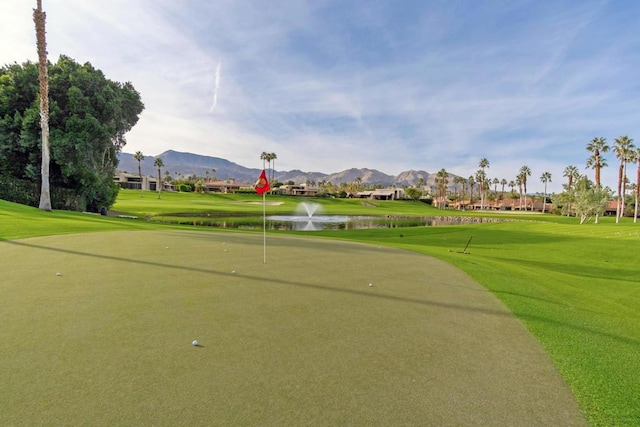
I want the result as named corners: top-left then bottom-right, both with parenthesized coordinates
top-left (268, 202), bottom-right (350, 230)
top-left (295, 202), bottom-right (324, 218)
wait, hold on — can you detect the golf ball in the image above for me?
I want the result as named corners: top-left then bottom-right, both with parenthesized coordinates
top-left (56, 272), bottom-right (61, 276)
top-left (231, 270), bottom-right (236, 274)
top-left (192, 340), bottom-right (199, 346)
top-left (369, 283), bottom-right (374, 287)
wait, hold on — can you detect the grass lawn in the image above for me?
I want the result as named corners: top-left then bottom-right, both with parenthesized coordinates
top-left (2, 193), bottom-right (639, 425)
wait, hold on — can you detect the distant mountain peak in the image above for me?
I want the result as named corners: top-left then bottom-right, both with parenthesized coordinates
top-left (117, 149), bottom-right (453, 187)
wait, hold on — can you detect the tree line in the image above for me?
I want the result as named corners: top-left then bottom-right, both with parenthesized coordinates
top-left (0, 55), bottom-right (144, 211)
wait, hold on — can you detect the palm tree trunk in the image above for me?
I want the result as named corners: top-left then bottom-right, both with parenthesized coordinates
top-left (635, 159), bottom-right (640, 223)
top-left (616, 163), bottom-right (623, 223)
top-left (34, 0), bottom-right (51, 211)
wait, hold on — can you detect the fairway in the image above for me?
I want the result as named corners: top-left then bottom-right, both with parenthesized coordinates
top-left (1, 230), bottom-right (586, 425)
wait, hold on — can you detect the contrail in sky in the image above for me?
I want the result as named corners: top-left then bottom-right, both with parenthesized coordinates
top-left (210, 60), bottom-right (222, 112)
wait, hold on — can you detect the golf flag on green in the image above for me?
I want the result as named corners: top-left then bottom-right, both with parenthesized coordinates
top-left (254, 169), bottom-right (270, 195)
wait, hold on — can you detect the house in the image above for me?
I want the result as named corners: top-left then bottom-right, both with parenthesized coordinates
top-left (114, 172), bottom-right (174, 191)
top-left (279, 183), bottom-right (319, 196)
top-left (204, 179), bottom-right (251, 193)
top-left (114, 172), bottom-right (157, 191)
top-left (356, 188), bottom-right (406, 200)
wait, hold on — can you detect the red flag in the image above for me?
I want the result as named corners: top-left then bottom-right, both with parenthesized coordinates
top-left (254, 169), bottom-right (270, 195)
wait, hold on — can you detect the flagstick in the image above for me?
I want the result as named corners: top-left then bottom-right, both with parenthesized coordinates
top-left (262, 191), bottom-right (267, 264)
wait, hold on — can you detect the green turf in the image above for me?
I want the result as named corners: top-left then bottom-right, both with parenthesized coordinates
top-left (0, 230), bottom-right (585, 425)
top-left (309, 220), bottom-right (640, 426)
top-left (2, 193), bottom-right (639, 425)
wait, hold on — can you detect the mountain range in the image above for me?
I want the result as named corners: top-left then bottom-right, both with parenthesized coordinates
top-left (117, 150), bottom-right (451, 188)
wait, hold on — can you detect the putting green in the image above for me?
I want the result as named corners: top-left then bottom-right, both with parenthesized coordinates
top-left (1, 230), bottom-right (586, 425)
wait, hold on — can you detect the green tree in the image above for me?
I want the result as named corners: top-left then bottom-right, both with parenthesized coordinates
top-left (133, 150), bottom-right (144, 197)
top-left (405, 187), bottom-right (422, 201)
top-left (467, 175), bottom-right (475, 205)
top-left (612, 135), bottom-right (635, 222)
top-left (574, 177), bottom-right (611, 224)
top-left (0, 56), bottom-right (143, 211)
top-left (540, 171), bottom-right (552, 213)
top-left (154, 157), bottom-right (164, 199)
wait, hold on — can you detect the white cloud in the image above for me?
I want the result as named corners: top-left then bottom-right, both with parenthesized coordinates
top-left (1, 0), bottom-right (639, 194)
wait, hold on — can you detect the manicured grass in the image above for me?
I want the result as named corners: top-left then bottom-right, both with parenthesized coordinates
top-left (3, 193), bottom-right (639, 425)
top-left (0, 199), bottom-right (159, 240)
top-left (309, 220), bottom-right (640, 426)
top-left (113, 189), bottom-right (457, 217)
top-left (0, 229), bottom-right (584, 425)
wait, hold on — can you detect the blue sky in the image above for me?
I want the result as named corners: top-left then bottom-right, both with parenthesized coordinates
top-left (1, 0), bottom-right (639, 193)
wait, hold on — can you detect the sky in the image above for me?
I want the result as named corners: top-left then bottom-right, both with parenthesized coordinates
top-left (1, 0), bottom-right (639, 193)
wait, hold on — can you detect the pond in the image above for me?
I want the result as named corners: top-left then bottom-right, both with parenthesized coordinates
top-left (150, 201), bottom-right (510, 231)
top-left (152, 213), bottom-right (506, 231)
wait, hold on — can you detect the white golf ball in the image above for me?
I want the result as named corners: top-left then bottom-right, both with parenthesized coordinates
top-left (56, 272), bottom-right (61, 276)
top-left (368, 283), bottom-right (373, 287)
top-left (192, 340), bottom-right (199, 346)
top-left (231, 270), bottom-right (236, 274)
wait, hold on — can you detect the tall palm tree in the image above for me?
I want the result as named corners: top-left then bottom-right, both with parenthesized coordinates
top-left (516, 174), bottom-right (524, 210)
top-left (508, 180), bottom-right (516, 195)
top-left (634, 148), bottom-right (640, 223)
top-left (612, 136), bottom-right (636, 222)
top-left (467, 176), bottom-right (475, 206)
top-left (435, 169), bottom-right (449, 208)
top-left (492, 177), bottom-right (499, 196)
top-left (563, 165), bottom-right (579, 189)
top-left (154, 157), bottom-right (164, 199)
top-left (519, 165), bottom-right (532, 211)
top-left (500, 178), bottom-right (507, 200)
top-left (478, 158), bottom-right (490, 209)
top-left (586, 137), bottom-right (609, 188)
top-left (475, 169), bottom-right (486, 210)
top-left (34, 0), bottom-right (51, 211)
top-left (133, 151), bottom-right (145, 196)
top-left (269, 152), bottom-right (277, 188)
top-left (453, 176), bottom-right (464, 202)
top-left (540, 171), bottom-right (552, 213)
top-left (260, 152), bottom-right (269, 170)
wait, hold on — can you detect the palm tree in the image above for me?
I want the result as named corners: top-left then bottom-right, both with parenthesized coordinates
top-left (612, 136), bottom-right (636, 222)
top-left (519, 165), bottom-right (532, 211)
top-left (453, 176), bottom-right (465, 202)
top-left (586, 137), bottom-right (609, 188)
top-left (500, 178), bottom-right (507, 201)
top-left (516, 174), bottom-right (524, 210)
top-left (260, 152), bottom-right (269, 170)
top-left (508, 180), bottom-right (516, 195)
top-left (540, 171), bottom-right (552, 213)
top-left (154, 157), bottom-right (164, 199)
top-left (475, 169), bottom-right (486, 210)
top-left (478, 158), bottom-right (490, 209)
top-left (492, 177), bottom-right (499, 196)
top-left (34, 0), bottom-right (51, 211)
top-left (435, 169), bottom-right (449, 208)
top-left (269, 152), bottom-right (277, 189)
top-left (354, 177), bottom-right (363, 192)
top-left (635, 148), bottom-right (640, 223)
top-left (467, 176), bottom-right (475, 206)
top-left (133, 151), bottom-right (145, 196)
top-left (563, 165), bottom-right (579, 189)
